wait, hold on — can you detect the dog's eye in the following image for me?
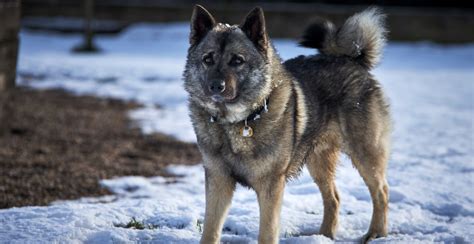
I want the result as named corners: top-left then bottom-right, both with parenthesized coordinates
top-left (229, 55), bottom-right (245, 66)
top-left (202, 55), bottom-right (214, 65)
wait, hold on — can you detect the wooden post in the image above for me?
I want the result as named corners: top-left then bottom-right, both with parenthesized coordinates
top-left (84, 0), bottom-right (94, 50)
top-left (73, 0), bottom-right (99, 52)
top-left (0, 0), bottom-right (20, 91)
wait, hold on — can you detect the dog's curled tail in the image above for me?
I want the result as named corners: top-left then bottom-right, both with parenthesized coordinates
top-left (300, 7), bottom-right (387, 69)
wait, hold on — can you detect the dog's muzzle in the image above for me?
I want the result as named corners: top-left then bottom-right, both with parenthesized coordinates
top-left (206, 78), bottom-right (237, 103)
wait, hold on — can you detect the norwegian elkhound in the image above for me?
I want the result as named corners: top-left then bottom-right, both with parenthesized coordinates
top-left (184, 5), bottom-right (390, 244)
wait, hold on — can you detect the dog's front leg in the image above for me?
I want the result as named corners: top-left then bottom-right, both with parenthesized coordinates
top-left (255, 175), bottom-right (286, 244)
top-left (200, 167), bottom-right (236, 244)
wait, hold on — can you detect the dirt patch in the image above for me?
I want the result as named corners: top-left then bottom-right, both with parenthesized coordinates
top-left (0, 87), bottom-right (201, 209)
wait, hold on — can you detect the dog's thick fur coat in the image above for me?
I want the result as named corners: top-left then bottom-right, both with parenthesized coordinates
top-left (184, 5), bottom-right (390, 244)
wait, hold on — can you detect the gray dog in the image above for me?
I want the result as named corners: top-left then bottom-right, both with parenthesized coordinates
top-left (183, 5), bottom-right (390, 244)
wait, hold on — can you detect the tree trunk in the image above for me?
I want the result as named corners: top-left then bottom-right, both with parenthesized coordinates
top-left (0, 0), bottom-right (20, 91)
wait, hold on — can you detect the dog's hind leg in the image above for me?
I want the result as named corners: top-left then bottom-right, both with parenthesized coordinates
top-left (350, 147), bottom-right (389, 243)
top-left (343, 94), bottom-right (391, 243)
top-left (306, 144), bottom-right (340, 239)
top-left (200, 167), bottom-right (236, 244)
top-left (349, 137), bottom-right (389, 243)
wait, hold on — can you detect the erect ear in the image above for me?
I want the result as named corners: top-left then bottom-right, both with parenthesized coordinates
top-left (239, 7), bottom-right (268, 52)
top-left (190, 5), bottom-right (216, 46)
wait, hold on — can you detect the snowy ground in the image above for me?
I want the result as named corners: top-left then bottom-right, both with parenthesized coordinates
top-left (0, 23), bottom-right (473, 243)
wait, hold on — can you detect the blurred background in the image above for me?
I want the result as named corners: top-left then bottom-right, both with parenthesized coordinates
top-left (1, 0), bottom-right (473, 91)
top-left (0, 1), bottom-right (473, 242)
top-left (18, 0), bottom-right (474, 42)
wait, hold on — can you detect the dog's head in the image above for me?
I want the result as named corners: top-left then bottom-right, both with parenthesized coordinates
top-left (184, 5), bottom-right (274, 123)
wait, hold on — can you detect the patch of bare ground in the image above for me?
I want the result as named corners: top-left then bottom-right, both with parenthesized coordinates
top-left (0, 87), bottom-right (201, 209)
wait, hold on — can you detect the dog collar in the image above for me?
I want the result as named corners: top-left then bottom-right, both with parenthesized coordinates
top-left (210, 98), bottom-right (269, 137)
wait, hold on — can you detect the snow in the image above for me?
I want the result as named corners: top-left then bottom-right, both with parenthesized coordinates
top-left (1, 23), bottom-right (473, 243)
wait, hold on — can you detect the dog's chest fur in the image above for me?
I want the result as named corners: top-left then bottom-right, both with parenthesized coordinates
top-left (189, 76), bottom-right (311, 186)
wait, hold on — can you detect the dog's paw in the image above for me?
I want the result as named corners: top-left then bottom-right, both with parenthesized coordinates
top-left (361, 230), bottom-right (387, 244)
top-left (319, 228), bottom-right (336, 240)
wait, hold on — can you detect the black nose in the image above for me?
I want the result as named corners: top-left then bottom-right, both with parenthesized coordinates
top-left (208, 80), bottom-right (225, 94)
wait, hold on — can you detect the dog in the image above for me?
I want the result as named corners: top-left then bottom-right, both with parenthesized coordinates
top-left (183, 5), bottom-right (390, 244)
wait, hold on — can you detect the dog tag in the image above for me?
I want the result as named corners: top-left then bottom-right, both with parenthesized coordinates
top-left (241, 125), bottom-right (253, 137)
